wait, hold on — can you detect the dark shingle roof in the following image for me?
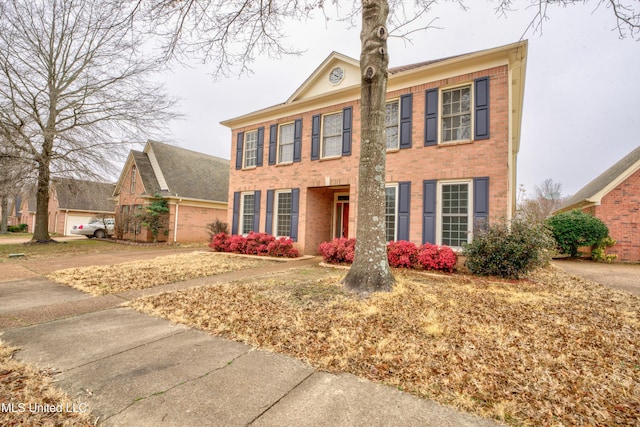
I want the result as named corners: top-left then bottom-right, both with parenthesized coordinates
top-left (557, 145), bottom-right (640, 211)
top-left (53, 178), bottom-right (115, 212)
top-left (147, 141), bottom-right (229, 202)
top-left (131, 150), bottom-right (161, 195)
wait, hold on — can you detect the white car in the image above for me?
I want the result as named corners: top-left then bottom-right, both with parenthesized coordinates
top-left (70, 219), bottom-right (115, 239)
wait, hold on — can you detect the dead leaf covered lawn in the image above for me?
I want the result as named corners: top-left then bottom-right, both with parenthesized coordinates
top-left (129, 265), bottom-right (640, 426)
top-left (47, 252), bottom-right (273, 295)
top-left (0, 340), bottom-right (94, 426)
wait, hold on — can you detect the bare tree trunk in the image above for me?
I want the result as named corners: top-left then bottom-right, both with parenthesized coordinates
top-left (343, 0), bottom-right (394, 294)
top-left (0, 196), bottom-right (8, 233)
top-left (32, 154), bottom-right (52, 242)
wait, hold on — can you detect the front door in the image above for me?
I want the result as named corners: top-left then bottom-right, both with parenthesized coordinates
top-left (333, 193), bottom-right (350, 239)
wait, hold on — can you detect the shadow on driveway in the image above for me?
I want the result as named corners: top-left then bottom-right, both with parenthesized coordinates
top-left (552, 259), bottom-right (640, 296)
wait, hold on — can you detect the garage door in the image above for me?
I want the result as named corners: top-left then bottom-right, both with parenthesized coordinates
top-left (65, 214), bottom-right (94, 236)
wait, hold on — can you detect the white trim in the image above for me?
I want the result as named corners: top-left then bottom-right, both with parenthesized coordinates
top-left (385, 183), bottom-right (399, 242)
top-left (145, 144), bottom-right (169, 191)
top-left (332, 192), bottom-right (350, 239)
top-left (277, 121), bottom-right (295, 165)
top-left (239, 191), bottom-right (255, 236)
top-left (320, 111), bottom-right (343, 159)
top-left (436, 179), bottom-right (473, 248)
top-left (439, 82), bottom-right (474, 145)
top-left (242, 130), bottom-right (258, 169)
top-left (274, 189), bottom-right (293, 238)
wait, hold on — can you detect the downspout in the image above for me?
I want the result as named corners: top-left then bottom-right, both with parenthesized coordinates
top-left (64, 210), bottom-right (69, 236)
top-left (173, 197), bottom-right (181, 243)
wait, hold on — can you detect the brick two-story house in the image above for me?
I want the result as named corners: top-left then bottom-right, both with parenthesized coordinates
top-left (221, 41), bottom-right (528, 254)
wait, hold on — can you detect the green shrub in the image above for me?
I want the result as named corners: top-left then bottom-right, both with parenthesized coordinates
top-left (8, 224), bottom-right (28, 233)
top-left (592, 236), bottom-right (617, 263)
top-left (463, 217), bottom-right (555, 279)
top-left (546, 210), bottom-right (609, 257)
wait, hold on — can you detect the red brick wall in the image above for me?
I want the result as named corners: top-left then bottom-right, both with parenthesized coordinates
top-left (589, 169), bottom-right (640, 262)
top-left (228, 66), bottom-right (512, 254)
top-left (167, 203), bottom-right (227, 243)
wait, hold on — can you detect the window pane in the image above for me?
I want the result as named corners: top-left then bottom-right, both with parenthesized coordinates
top-left (322, 113), bottom-right (342, 157)
top-left (279, 124), bottom-right (294, 163)
top-left (441, 85), bottom-right (472, 143)
top-left (385, 186), bottom-right (396, 242)
top-left (276, 192), bottom-right (292, 237)
top-left (441, 183), bottom-right (469, 246)
top-left (242, 194), bottom-right (254, 235)
top-left (385, 101), bottom-right (399, 150)
top-left (244, 131), bottom-right (257, 167)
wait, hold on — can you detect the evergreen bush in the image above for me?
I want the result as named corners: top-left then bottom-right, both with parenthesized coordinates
top-left (546, 210), bottom-right (610, 257)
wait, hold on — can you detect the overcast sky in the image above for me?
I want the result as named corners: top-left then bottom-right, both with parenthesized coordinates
top-left (156, 2), bottom-right (639, 199)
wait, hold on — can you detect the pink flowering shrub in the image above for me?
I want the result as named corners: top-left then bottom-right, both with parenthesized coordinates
top-left (387, 240), bottom-right (419, 268)
top-left (209, 232), bottom-right (299, 258)
top-left (318, 238), bottom-right (457, 272)
top-left (416, 243), bottom-right (457, 272)
top-left (318, 238), bottom-right (356, 264)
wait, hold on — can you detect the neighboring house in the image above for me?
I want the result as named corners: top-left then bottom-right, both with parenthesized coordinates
top-left (48, 178), bottom-right (116, 235)
top-left (221, 41), bottom-right (528, 254)
top-left (113, 140), bottom-right (229, 243)
top-left (8, 179), bottom-right (113, 235)
top-left (555, 145), bottom-right (640, 262)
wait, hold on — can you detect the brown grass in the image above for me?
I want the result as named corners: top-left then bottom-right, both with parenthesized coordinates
top-left (0, 340), bottom-right (94, 426)
top-left (47, 252), bottom-right (273, 295)
top-left (129, 265), bottom-right (640, 426)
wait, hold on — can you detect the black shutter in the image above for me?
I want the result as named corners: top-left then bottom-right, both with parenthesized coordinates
top-left (399, 94), bottom-right (413, 149)
top-left (235, 132), bottom-right (243, 170)
top-left (265, 190), bottom-right (274, 235)
top-left (290, 188), bottom-right (300, 242)
top-left (311, 114), bottom-right (320, 160)
top-left (268, 125), bottom-right (277, 165)
top-left (422, 180), bottom-right (437, 244)
top-left (473, 177), bottom-right (489, 232)
top-left (397, 181), bottom-right (411, 241)
top-left (424, 88), bottom-right (438, 146)
top-left (256, 127), bottom-right (264, 167)
top-left (294, 118), bottom-right (302, 162)
top-left (474, 77), bottom-right (490, 140)
top-left (342, 107), bottom-right (352, 156)
top-left (232, 191), bottom-right (240, 234)
top-left (253, 190), bottom-right (261, 232)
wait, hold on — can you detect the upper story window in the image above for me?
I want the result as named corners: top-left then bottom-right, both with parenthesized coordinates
top-left (130, 166), bottom-right (136, 193)
top-left (442, 85), bottom-right (471, 143)
top-left (243, 131), bottom-right (258, 168)
top-left (385, 100), bottom-right (400, 150)
top-left (322, 112), bottom-right (343, 158)
top-left (278, 123), bottom-right (295, 164)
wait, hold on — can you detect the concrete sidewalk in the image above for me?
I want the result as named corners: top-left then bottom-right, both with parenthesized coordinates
top-left (0, 255), bottom-right (501, 426)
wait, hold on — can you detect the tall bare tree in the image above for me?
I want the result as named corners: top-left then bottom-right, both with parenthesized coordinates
top-left (144, 0), bottom-right (639, 293)
top-left (0, 0), bottom-right (176, 242)
top-left (518, 178), bottom-right (566, 222)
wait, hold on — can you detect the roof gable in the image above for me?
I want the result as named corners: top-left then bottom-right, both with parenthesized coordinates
top-left (286, 51), bottom-right (361, 103)
top-left (145, 141), bottom-right (230, 202)
top-left (53, 178), bottom-right (115, 212)
top-left (557, 145), bottom-right (640, 211)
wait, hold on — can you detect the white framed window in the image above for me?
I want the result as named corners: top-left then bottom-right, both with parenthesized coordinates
top-left (385, 100), bottom-right (400, 150)
top-left (438, 181), bottom-right (472, 247)
top-left (240, 192), bottom-right (255, 235)
top-left (385, 184), bottom-right (398, 242)
top-left (275, 190), bottom-right (292, 237)
top-left (243, 131), bottom-right (258, 168)
top-left (321, 112), bottom-right (342, 158)
top-left (441, 85), bottom-right (471, 143)
top-left (278, 123), bottom-right (295, 164)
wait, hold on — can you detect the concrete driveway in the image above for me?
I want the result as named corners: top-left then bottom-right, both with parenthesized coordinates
top-left (552, 259), bottom-right (640, 296)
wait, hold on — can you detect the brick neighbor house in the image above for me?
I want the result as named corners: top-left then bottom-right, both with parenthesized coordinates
top-left (9, 178), bottom-right (115, 235)
top-left (221, 41), bottom-right (528, 254)
top-left (555, 145), bottom-right (640, 262)
top-left (113, 140), bottom-right (229, 243)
